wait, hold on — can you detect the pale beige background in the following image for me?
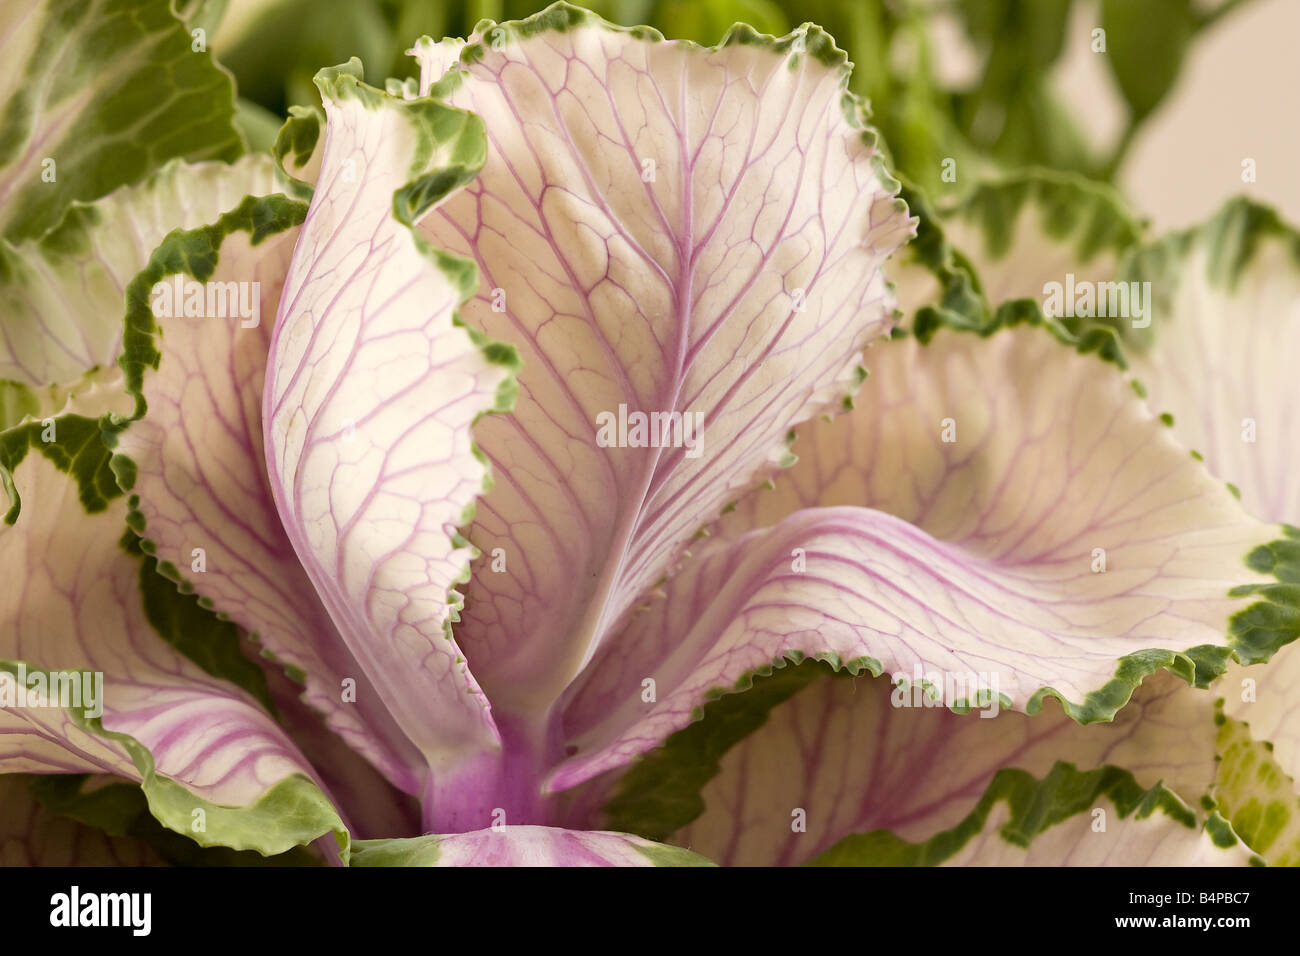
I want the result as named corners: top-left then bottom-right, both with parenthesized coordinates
top-left (1053, 0), bottom-right (1300, 230)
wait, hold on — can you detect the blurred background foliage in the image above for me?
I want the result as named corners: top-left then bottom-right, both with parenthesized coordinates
top-left (190, 0), bottom-right (1258, 197)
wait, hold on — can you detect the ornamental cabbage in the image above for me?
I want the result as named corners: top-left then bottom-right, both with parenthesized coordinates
top-left (2, 0), bottom-right (1298, 868)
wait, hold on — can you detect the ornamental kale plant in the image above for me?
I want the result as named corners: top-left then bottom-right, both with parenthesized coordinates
top-left (2, 0), bottom-right (1300, 868)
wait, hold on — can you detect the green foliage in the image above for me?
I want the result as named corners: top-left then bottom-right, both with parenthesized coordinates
top-left (0, 0), bottom-right (243, 241)
top-left (603, 661), bottom-right (827, 841)
top-left (1101, 0), bottom-right (1197, 123)
top-left (205, 0), bottom-right (1256, 195)
top-left (27, 774), bottom-right (322, 866)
